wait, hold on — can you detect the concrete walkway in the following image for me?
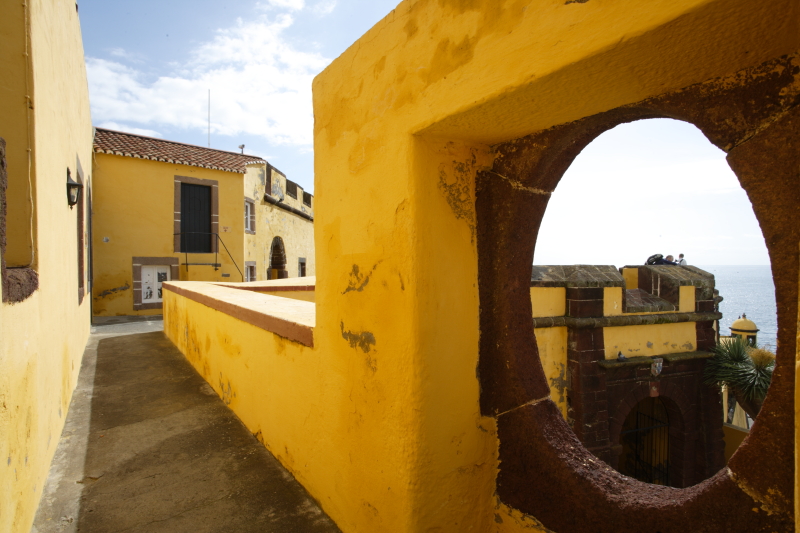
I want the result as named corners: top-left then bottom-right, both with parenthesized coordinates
top-left (33, 321), bottom-right (339, 533)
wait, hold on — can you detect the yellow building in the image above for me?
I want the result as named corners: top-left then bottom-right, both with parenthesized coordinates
top-left (0, 1), bottom-right (94, 531)
top-left (91, 128), bottom-right (315, 316)
top-left (163, 0), bottom-right (799, 531)
top-left (244, 161), bottom-right (315, 282)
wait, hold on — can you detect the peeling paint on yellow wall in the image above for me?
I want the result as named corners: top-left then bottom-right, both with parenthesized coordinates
top-left (0, 1), bottom-right (92, 530)
top-left (534, 327), bottom-right (568, 418)
top-left (494, 500), bottom-right (553, 532)
top-left (603, 322), bottom-right (696, 359)
top-left (727, 467), bottom-right (791, 516)
top-left (163, 0), bottom-right (800, 530)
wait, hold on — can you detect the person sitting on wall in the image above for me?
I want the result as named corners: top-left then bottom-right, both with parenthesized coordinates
top-left (677, 253), bottom-right (687, 265)
top-left (646, 254), bottom-right (678, 265)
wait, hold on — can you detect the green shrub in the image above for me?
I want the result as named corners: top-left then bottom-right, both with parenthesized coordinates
top-left (703, 336), bottom-right (775, 419)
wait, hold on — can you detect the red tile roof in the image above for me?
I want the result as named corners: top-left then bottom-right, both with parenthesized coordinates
top-left (93, 128), bottom-right (265, 174)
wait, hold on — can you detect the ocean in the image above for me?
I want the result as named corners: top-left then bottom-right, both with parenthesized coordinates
top-left (699, 265), bottom-right (777, 350)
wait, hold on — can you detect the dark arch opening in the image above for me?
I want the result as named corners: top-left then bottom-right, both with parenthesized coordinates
top-left (268, 236), bottom-right (288, 280)
top-left (475, 54), bottom-right (798, 531)
top-left (618, 396), bottom-right (671, 486)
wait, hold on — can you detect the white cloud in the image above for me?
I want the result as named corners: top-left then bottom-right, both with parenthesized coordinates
top-left (311, 0), bottom-right (337, 16)
top-left (96, 121), bottom-right (162, 138)
top-left (257, 0), bottom-right (305, 11)
top-left (108, 47), bottom-right (143, 63)
top-left (86, 13), bottom-right (329, 147)
top-left (533, 119), bottom-right (769, 266)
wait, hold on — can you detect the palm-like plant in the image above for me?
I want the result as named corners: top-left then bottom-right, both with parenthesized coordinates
top-left (703, 336), bottom-right (775, 420)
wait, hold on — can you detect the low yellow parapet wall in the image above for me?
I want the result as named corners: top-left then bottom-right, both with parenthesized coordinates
top-left (216, 276), bottom-right (317, 303)
top-left (162, 281), bottom-right (551, 533)
top-left (162, 282), bottom-right (336, 504)
top-left (166, 282), bottom-right (314, 345)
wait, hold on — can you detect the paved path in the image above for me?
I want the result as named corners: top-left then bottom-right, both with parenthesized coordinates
top-left (33, 321), bottom-right (339, 533)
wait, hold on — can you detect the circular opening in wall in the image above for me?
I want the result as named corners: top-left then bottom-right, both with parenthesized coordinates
top-left (530, 118), bottom-right (775, 487)
top-left (477, 53), bottom-right (797, 532)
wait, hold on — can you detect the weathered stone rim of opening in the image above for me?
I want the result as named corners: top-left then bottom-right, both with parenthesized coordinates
top-left (477, 53), bottom-right (799, 531)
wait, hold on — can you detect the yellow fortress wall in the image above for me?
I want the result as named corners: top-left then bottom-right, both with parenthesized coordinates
top-left (0, 1), bottom-right (93, 531)
top-left (311, 0), bottom-right (796, 530)
top-left (163, 0), bottom-right (799, 531)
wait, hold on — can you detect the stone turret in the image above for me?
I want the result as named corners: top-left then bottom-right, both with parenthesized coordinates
top-left (731, 313), bottom-right (759, 345)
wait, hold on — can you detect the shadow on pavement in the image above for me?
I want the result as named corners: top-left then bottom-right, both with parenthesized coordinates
top-left (74, 331), bottom-right (339, 533)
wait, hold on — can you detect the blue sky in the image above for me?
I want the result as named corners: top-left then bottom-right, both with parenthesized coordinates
top-left (78, 0), bottom-right (770, 266)
top-left (79, 0), bottom-right (399, 188)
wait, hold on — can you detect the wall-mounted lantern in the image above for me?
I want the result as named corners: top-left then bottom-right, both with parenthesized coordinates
top-left (66, 168), bottom-right (82, 209)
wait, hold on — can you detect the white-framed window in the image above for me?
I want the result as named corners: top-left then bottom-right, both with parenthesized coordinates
top-left (245, 199), bottom-right (255, 234)
top-left (141, 265), bottom-right (170, 303)
top-left (245, 261), bottom-right (257, 282)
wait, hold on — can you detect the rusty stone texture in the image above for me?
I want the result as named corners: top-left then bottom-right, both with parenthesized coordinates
top-left (497, 401), bottom-right (791, 532)
top-left (724, 102), bottom-right (800, 513)
top-left (476, 168), bottom-right (552, 415)
top-left (477, 54), bottom-right (799, 530)
top-left (0, 138), bottom-right (5, 260)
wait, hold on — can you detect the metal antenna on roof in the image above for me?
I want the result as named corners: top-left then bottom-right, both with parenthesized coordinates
top-left (207, 89), bottom-right (211, 148)
top-left (238, 144), bottom-right (245, 154)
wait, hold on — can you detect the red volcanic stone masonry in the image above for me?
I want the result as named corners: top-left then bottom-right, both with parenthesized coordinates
top-left (566, 287), bottom-right (604, 318)
top-left (695, 320), bottom-right (717, 352)
top-left (567, 327), bottom-right (611, 462)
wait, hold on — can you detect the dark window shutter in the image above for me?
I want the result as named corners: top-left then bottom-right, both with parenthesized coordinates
top-left (303, 191), bottom-right (312, 207)
top-left (181, 183), bottom-right (212, 253)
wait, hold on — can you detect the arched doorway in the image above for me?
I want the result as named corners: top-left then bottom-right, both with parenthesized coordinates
top-left (619, 397), bottom-right (670, 486)
top-left (268, 236), bottom-right (287, 279)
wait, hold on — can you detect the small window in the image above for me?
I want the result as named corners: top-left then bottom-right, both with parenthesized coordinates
top-left (298, 257), bottom-right (307, 277)
top-left (244, 199), bottom-right (255, 234)
top-left (303, 191), bottom-right (312, 207)
top-left (286, 180), bottom-right (298, 199)
top-left (245, 261), bottom-right (257, 282)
